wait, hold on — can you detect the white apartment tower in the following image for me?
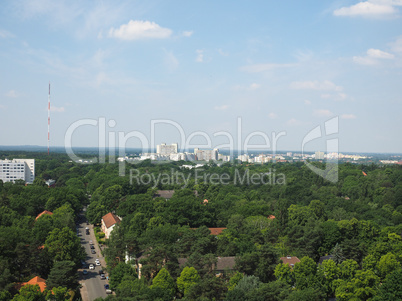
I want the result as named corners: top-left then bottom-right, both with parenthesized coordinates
top-left (0, 159), bottom-right (35, 184)
top-left (194, 148), bottom-right (219, 161)
top-left (156, 143), bottom-right (178, 155)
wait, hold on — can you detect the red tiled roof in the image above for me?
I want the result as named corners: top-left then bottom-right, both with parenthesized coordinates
top-left (280, 256), bottom-right (300, 268)
top-left (35, 210), bottom-right (53, 220)
top-left (209, 228), bottom-right (226, 235)
top-left (102, 213), bottom-right (121, 229)
top-left (154, 190), bottom-right (175, 199)
top-left (268, 215), bottom-right (275, 219)
top-left (21, 276), bottom-right (47, 292)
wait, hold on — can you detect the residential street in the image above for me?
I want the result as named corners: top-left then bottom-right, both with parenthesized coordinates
top-left (77, 210), bottom-right (109, 301)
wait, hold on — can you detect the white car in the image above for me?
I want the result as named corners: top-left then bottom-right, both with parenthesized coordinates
top-left (95, 260), bottom-right (101, 266)
top-left (89, 264), bottom-right (95, 270)
top-left (89, 240), bottom-right (93, 245)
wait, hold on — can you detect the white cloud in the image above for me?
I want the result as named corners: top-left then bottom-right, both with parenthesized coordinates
top-left (290, 80), bottom-right (343, 91)
top-left (214, 105), bottom-right (229, 111)
top-left (182, 31), bottom-right (193, 37)
top-left (0, 104), bottom-right (6, 109)
top-left (313, 109), bottom-right (333, 117)
top-left (268, 113), bottom-right (277, 119)
top-left (390, 36), bottom-right (402, 53)
top-left (341, 114), bottom-right (357, 119)
top-left (218, 49), bottom-right (229, 56)
top-left (249, 83), bottom-right (260, 90)
top-left (233, 83), bottom-right (261, 91)
top-left (196, 49), bottom-right (204, 62)
top-left (353, 48), bottom-right (394, 65)
top-left (164, 50), bottom-right (179, 71)
top-left (304, 100), bottom-right (312, 105)
top-left (333, 1), bottom-right (398, 17)
top-left (108, 20), bottom-right (172, 40)
top-left (50, 106), bottom-right (65, 112)
top-left (287, 118), bottom-right (303, 126)
top-left (240, 63), bottom-right (295, 73)
top-left (0, 29), bottom-right (14, 38)
top-left (5, 90), bottom-right (19, 98)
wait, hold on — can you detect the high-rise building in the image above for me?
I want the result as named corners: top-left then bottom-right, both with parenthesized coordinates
top-left (156, 143), bottom-right (178, 155)
top-left (315, 151), bottom-right (325, 160)
top-left (194, 148), bottom-right (218, 161)
top-left (0, 159), bottom-right (35, 184)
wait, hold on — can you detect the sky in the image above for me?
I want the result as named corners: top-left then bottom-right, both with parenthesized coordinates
top-left (0, 0), bottom-right (401, 154)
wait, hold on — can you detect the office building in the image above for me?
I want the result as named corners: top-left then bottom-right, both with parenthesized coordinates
top-left (194, 148), bottom-right (218, 161)
top-left (0, 159), bottom-right (35, 184)
top-left (156, 143), bottom-right (178, 155)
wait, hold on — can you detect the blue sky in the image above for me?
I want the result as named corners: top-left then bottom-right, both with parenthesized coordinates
top-left (0, 0), bottom-right (401, 153)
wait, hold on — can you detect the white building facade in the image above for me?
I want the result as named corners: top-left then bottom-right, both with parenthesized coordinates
top-left (0, 159), bottom-right (35, 184)
top-left (156, 143), bottom-right (178, 155)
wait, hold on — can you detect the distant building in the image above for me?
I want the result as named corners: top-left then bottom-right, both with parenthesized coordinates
top-left (45, 179), bottom-right (56, 187)
top-left (157, 143), bottom-right (178, 155)
top-left (35, 210), bottom-right (53, 221)
top-left (17, 276), bottom-right (47, 292)
top-left (318, 255), bottom-right (334, 264)
top-left (101, 213), bottom-right (121, 239)
top-left (0, 159), bottom-right (35, 184)
top-left (153, 190), bottom-right (175, 200)
top-left (194, 148), bottom-right (218, 161)
top-left (178, 256), bottom-right (235, 276)
top-left (315, 151), bottom-right (325, 160)
top-left (280, 256), bottom-right (300, 269)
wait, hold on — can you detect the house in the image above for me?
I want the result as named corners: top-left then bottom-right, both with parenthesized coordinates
top-left (267, 215), bottom-right (275, 220)
top-left (178, 256), bottom-right (236, 276)
top-left (35, 210), bottom-right (53, 221)
top-left (19, 276), bottom-right (47, 292)
top-left (190, 228), bottom-right (227, 235)
top-left (318, 255), bottom-right (334, 264)
top-left (153, 190), bottom-right (175, 200)
top-left (208, 228), bottom-right (226, 235)
top-left (280, 256), bottom-right (300, 269)
top-left (101, 213), bottom-right (121, 239)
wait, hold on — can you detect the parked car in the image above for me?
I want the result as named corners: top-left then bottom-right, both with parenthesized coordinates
top-left (83, 270), bottom-right (88, 275)
top-left (91, 250), bottom-right (96, 254)
top-left (90, 245), bottom-right (95, 249)
top-left (89, 240), bottom-right (93, 245)
top-left (89, 264), bottom-right (95, 270)
top-left (98, 270), bottom-right (104, 275)
top-left (100, 274), bottom-right (106, 280)
top-left (95, 261), bottom-right (101, 266)
top-left (104, 284), bottom-right (112, 294)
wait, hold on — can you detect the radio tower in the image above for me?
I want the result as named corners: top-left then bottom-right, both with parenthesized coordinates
top-left (48, 82), bottom-right (50, 155)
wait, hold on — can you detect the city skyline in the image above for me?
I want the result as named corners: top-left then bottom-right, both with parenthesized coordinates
top-left (0, 1), bottom-right (401, 153)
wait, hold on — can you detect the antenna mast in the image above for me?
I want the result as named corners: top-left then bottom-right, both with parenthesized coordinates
top-left (48, 82), bottom-right (50, 155)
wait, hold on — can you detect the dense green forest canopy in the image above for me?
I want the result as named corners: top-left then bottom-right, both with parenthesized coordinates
top-left (0, 151), bottom-right (401, 300)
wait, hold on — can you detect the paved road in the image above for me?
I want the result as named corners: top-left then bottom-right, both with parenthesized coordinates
top-left (77, 211), bottom-right (109, 301)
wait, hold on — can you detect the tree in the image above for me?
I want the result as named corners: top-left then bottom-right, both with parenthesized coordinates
top-left (287, 287), bottom-right (326, 301)
top-left (331, 243), bottom-right (344, 264)
top-left (293, 256), bottom-right (319, 290)
top-left (317, 259), bottom-right (339, 297)
top-left (335, 270), bottom-right (380, 301)
top-left (109, 262), bottom-right (138, 290)
top-left (339, 259), bottom-right (359, 281)
top-left (46, 287), bottom-right (70, 301)
top-left (177, 266), bottom-right (200, 297)
top-left (45, 227), bottom-right (84, 263)
top-left (247, 280), bottom-right (291, 301)
top-left (227, 272), bottom-right (243, 291)
top-left (151, 268), bottom-right (175, 301)
top-left (377, 253), bottom-right (401, 279)
top-left (46, 261), bottom-right (78, 290)
top-left (225, 275), bottom-right (261, 301)
top-left (12, 285), bottom-right (45, 301)
top-left (374, 268), bottom-right (402, 301)
top-left (274, 263), bottom-right (293, 285)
